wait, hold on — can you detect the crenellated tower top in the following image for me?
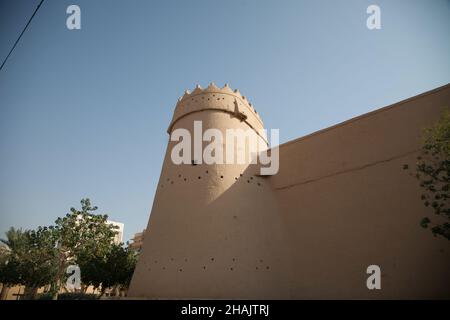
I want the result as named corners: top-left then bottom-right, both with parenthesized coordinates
top-left (167, 83), bottom-right (265, 139)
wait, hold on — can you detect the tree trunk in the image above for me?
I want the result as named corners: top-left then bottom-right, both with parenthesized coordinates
top-left (0, 284), bottom-right (10, 300)
top-left (51, 280), bottom-right (60, 300)
top-left (23, 286), bottom-right (38, 300)
top-left (99, 286), bottom-right (106, 298)
top-left (52, 253), bottom-right (66, 300)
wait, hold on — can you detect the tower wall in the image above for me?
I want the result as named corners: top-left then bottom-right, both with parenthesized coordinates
top-left (128, 84), bottom-right (292, 299)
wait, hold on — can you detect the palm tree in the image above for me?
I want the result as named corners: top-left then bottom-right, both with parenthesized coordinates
top-left (0, 227), bottom-right (27, 299)
top-left (0, 227), bottom-right (27, 251)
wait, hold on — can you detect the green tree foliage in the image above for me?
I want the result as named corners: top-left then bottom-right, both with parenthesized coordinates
top-left (404, 109), bottom-right (450, 240)
top-left (18, 227), bottom-right (59, 299)
top-left (50, 198), bottom-right (119, 298)
top-left (0, 227), bottom-right (58, 299)
top-left (0, 198), bottom-right (126, 300)
top-left (0, 228), bottom-right (25, 298)
top-left (78, 244), bottom-right (138, 296)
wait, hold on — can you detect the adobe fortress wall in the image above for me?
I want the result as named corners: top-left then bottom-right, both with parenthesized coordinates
top-left (269, 83), bottom-right (450, 298)
top-left (128, 84), bottom-right (292, 299)
top-left (129, 83), bottom-right (450, 299)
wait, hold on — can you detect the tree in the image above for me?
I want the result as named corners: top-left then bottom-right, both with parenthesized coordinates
top-left (0, 246), bottom-right (17, 300)
top-left (101, 244), bottom-right (137, 296)
top-left (0, 227), bottom-right (58, 300)
top-left (0, 228), bottom-right (25, 300)
top-left (404, 108), bottom-right (450, 240)
top-left (50, 198), bottom-right (118, 299)
top-left (1, 199), bottom-right (121, 299)
top-left (76, 250), bottom-right (104, 293)
top-left (78, 243), bottom-right (138, 297)
top-left (17, 227), bottom-right (58, 299)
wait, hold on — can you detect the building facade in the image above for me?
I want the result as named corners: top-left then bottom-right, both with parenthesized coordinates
top-left (107, 220), bottom-right (124, 245)
top-left (129, 229), bottom-right (146, 253)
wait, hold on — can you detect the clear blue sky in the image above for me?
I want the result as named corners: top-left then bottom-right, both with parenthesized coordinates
top-left (0, 0), bottom-right (449, 243)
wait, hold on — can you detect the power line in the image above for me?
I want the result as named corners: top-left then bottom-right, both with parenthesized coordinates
top-left (0, 0), bottom-right (45, 72)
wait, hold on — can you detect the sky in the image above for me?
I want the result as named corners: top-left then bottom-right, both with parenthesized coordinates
top-left (0, 0), bottom-right (449, 243)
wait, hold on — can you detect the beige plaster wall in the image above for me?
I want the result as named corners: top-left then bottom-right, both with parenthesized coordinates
top-left (128, 86), bottom-right (292, 299)
top-left (129, 83), bottom-right (450, 299)
top-left (270, 84), bottom-right (450, 298)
